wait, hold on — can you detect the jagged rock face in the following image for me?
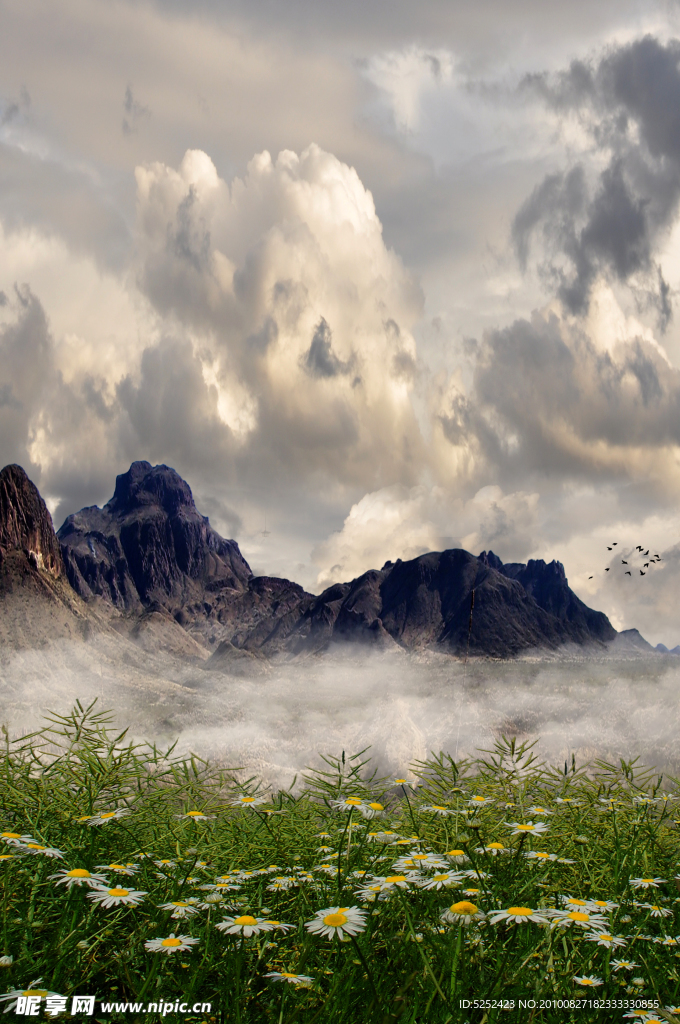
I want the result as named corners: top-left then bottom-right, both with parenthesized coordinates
top-left (0, 464), bottom-right (64, 577)
top-left (58, 462), bottom-right (253, 613)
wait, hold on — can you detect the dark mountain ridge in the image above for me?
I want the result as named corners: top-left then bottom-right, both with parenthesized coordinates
top-left (0, 459), bottom-right (651, 659)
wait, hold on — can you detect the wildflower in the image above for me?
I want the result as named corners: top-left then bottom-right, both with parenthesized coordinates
top-left (264, 972), bottom-right (314, 987)
top-left (550, 910), bottom-right (607, 930)
top-left (525, 851), bottom-right (558, 862)
top-left (489, 907), bottom-right (549, 925)
top-left (658, 935), bottom-right (679, 946)
top-left (159, 900), bottom-right (200, 919)
top-left (560, 896), bottom-right (589, 909)
top-left (331, 797), bottom-right (364, 811)
top-left (0, 855), bottom-right (18, 862)
top-left (611, 959), bottom-right (639, 971)
top-left (145, 933), bottom-right (199, 954)
top-left (505, 820), bottom-right (549, 836)
top-left (573, 975), bottom-right (603, 987)
top-left (393, 778), bottom-right (413, 787)
top-left (639, 903), bottom-right (672, 917)
top-left (85, 808), bottom-right (130, 826)
top-left (418, 872), bottom-right (464, 890)
top-left (585, 931), bottom-right (627, 948)
top-left (629, 877), bottom-right (666, 889)
top-left (88, 887), bottom-right (148, 908)
top-left (177, 810), bottom-right (214, 820)
top-left (622, 1013), bottom-right (664, 1022)
top-left (359, 802), bottom-right (385, 820)
top-left (477, 842), bottom-right (509, 856)
top-left (555, 797), bottom-right (580, 805)
top-left (421, 805), bottom-right (453, 816)
top-left (199, 882), bottom-right (241, 893)
top-left (365, 874), bottom-right (412, 892)
top-left (557, 857), bottom-right (576, 864)
top-left (48, 868), bottom-right (109, 889)
top-left (528, 806), bottom-right (553, 816)
top-left (305, 906), bottom-right (367, 940)
top-left (0, 982), bottom-right (63, 1013)
top-left (268, 920), bottom-right (294, 933)
top-left (20, 843), bottom-right (64, 859)
top-left (468, 796), bottom-right (494, 807)
top-left (586, 899), bottom-right (618, 911)
top-left (462, 887), bottom-right (481, 897)
top-left (96, 862), bottom-right (139, 876)
top-left (231, 795), bottom-right (267, 809)
top-left (154, 859), bottom-right (177, 869)
top-left (216, 915), bottom-right (272, 936)
top-left (0, 832), bottom-right (34, 846)
top-left (393, 852), bottom-right (446, 872)
top-left (444, 849), bottom-right (470, 864)
top-left (441, 901), bottom-right (486, 925)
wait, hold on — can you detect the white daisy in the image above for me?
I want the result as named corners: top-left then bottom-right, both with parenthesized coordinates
top-left (144, 933), bottom-right (199, 954)
top-left (641, 903), bottom-right (673, 917)
top-left (0, 982), bottom-right (63, 1013)
top-left (215, 915), bottom-right (273, 936)
top-left (0, 832), bottom-right (34, 846)
top-left (573, 975), bottom-right (603, 987)
top-left (586, 899), bottom-right (618, 912)
top-left (87, 886), bottom-right (147, 908)
top-left (420, 805), bottom-right (453, 816)
top-left (19, 843), bottom-right (64, 859)
top-left (330, 797), bottom-right (364, 811)
top-left (441, 900), bottom-right (486, 925)
top-left (392, 852), bottom-right (447, 872)
top-left (524, 851), bottom-right (558, 862)
top-left (359, 802), bottom-right (385, 820)
top-left (611, 959), bottom-right (639, 971)
top-left (267, 920), bottom-right (294, 933)
top-left (550, 910), bottom-right (607, 930)
top-left (305, 906), bottom-right (367, 940)
top-left (85, 808), bottom-right (130, 826)
top-left (585, 931), bottom-right (626, 948)
top-left (468, 796), bottom-right (494, 807)
top-left (444, 849), bottom-right (470, 864)
top-left (477, 842), bottom-right (509, 856)
top-left (489, 906), bottom-right (549, 925)
top-left (417, 872), bottom-right (464, 890)
top-left (264, 972), bottom-right (314, 987)
top-left (158, 900), bottom-right (200, 919)
top-left (48, 868), bottom-right (109, 889)
top-left (629, 877), bottom-right (666, 889)
top-left (505, 821), bottom-right (549, 836)
top-left (177, 810), bottom-right (214, 821)
top-left (527, 806), bottom-right (553, 816)
top-left (95, 862), bottom-right (139, 876)
top-left (231, 796), bottom-right (267, 810)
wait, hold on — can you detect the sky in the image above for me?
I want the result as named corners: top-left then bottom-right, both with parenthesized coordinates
top-left (3, 0), bottom-right (680, 643)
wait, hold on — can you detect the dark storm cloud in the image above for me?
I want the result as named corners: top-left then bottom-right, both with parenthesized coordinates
top-left (516, 36), bottom-right (680, 326)
top-left (469, 310), bottom-right (680, 483)
top-left (303, 318), bottom-right (354, 378)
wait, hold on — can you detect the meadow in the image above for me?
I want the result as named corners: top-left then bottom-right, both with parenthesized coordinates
top-left (0, 700), bottom-right (678, 1024)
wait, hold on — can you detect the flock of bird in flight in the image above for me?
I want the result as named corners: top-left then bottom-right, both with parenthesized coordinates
top-left (588, 543), bottom-right (662, 580)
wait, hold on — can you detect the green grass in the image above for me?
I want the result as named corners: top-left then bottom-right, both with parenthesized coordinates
top-left (0, 700), bottom-right (679, 1023)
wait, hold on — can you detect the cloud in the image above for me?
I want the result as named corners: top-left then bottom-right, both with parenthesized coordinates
top-left (360, 45), bottom-right (454, 133)
top-left (516, 36), bottom-right (680, 325)
top-left (122, 84), bottom-right (150, 137)
top-left (132, 144), bottom-right (426, 490)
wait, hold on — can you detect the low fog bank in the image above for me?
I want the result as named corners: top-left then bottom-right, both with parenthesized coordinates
top-left (1, 637), bottom-right (678, 790)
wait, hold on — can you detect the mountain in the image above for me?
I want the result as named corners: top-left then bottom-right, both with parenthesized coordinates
top-left (0, 465), bottom-right (96, 647)
top-left (57, 461), bottom-right (311, 649)
top-left (0, 460), bottom-right (638, 659)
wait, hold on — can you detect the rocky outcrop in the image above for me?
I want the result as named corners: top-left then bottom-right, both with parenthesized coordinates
top-left (58, 461), bottom-right (253, 613)
top-left (0, 464), bottom-right (64, 577)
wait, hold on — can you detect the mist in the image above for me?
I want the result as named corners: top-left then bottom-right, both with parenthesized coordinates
top-left (1, 635), bottom-right (679, 790)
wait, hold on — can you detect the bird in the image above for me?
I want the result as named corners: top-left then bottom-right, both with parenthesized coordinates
top-left (613, 542), bottom-right (618, 546)
top-left (644, 562), bottom-right (649, 568)
top-left (588, 576), bottom-right (593, 579)
top-left (636, 546), bottom-right (643, 552)
top-left (621, 560), bottom-right (627, 564)
top-left (654, 554), bottom-right (661, 560)
top-left (640, 570), bottom-right (645, 575)
top-left (605, 567), bottom-right (610, 571)
top-left (607, 546), bottom-right (612, 550)
top-left (625, 571), bottom-right (631, 575)
top-left (643, 550), bottom-right (649, 556)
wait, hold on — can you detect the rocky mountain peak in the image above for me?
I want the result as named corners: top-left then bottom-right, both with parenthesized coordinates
top-left (0, 464), bottom-right (64, 577)
top-left (105, 461), bottom-right (196, 517)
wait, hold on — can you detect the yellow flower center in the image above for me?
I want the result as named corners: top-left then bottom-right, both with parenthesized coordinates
top-left (25, 844), bottom-right (44, 850)
top-left (345, 798), bottom-right (362, 806)
top-left (22, 991), bottom-right (48, 998)
top-left (384, 875), bottom-right (406, 884)
top-left (323, 912), bottom-right (348, 927)
top-left (109, 864), bottom-right (126, 869)
top-left (395, 779), bottom-right (407, 784)
top-left (235, 916), bottom-right (258, 926)
top-left (447, 850), bottom-right (465, 857)
top-left (471, 796), bottom-right (485, 802)
top-left (161, 938), bottom-right (182, 947)
top-left (433, 875), bottom-right (449, 882)
top-left (515, 825), bottom-right (535, 831)
top-left (432, 805), bottom-right (447, 810)
top-left (507, 907), bottom-right (534, 916)
top-left (451, 901), bottom-right (477, 915)
top-left (240, 798), bottom-right (255, 803)
top-left (1, 833), bottom-right (21, 839)
top-left (567, 899), bottom-right (587, 906)
top-left (412, 854), bottom-right (429, 861)
top-left (99, 812), bottom-right (116, 819)
top-left (280, 973), bottom-right (296, 978)
top-left (172, 902), bottom-right (189, 907)
top-left (579, 979), bottom-right (595, 986)
top-left (599, 934), bottom-right (612, 941)
top-left (590, 901), bottom-right (607, 907)
top-left (641, 879), bottom-right (654, 883)
top-left (533, 852), bottom-right (549, 859)
top-left (186, 811), bottom-right (203, 816)
top-left (109, 889), bottom-right (129, 897)
top-left (488, 843), bottom-right (504, 850)
top-left (568, 912), bottom-right (589, 922)
top-left (368, 803), bottom-right (383, 811)
top-left (68, 869), bottom-right (91, 878)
